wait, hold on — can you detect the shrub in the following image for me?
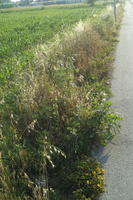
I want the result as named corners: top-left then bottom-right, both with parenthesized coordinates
top-left (71, 158), bottom-right (105, 200)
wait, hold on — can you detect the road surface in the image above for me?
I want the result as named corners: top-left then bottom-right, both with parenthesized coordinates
top-left (99, 1), bottom-right (133, 199)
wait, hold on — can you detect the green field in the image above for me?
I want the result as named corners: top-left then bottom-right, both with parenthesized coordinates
top-left (0, 4), bottom-right (104, 62)
top-left (0, 4), bottom-right (107, 87)
top-left (0, 4), bottom-right (106, 87)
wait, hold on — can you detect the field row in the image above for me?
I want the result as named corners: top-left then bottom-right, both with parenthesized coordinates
top-left (0, 4), bottom-right (105, 62)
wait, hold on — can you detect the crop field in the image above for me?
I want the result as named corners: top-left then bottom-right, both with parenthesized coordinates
top-left (0, 4), bottom-right (105, 62)
top-left (0, 3), bottom-right (106, 86)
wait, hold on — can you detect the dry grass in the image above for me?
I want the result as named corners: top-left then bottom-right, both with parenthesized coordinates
top-left (0, 5), bottom-right (123, 200)
top-left (18, 17), bottom-right (108, 109)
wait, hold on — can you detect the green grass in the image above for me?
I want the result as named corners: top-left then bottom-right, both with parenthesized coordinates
top-left (0, 4), bottom-right (105, 62)
top-left (0, 3), bottom-right (106, 87)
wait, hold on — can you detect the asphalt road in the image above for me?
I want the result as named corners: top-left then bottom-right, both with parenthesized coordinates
top-left (99, 1), bottom-right (133, 199)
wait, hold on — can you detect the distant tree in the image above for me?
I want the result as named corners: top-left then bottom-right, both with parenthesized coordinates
top-left (38, 0), bottom-right (45, 1)
top-left (0, 0), bottom-right (11, 3)
top-left (19, 0), bottom-right (33, 6)
top-left (87, 0), bottom-right (96, 6)
top-left (0, 0), bottom-right (13, 9)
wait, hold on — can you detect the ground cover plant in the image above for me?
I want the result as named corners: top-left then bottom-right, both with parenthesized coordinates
top-left (0, 2), bottom-right (123, 200)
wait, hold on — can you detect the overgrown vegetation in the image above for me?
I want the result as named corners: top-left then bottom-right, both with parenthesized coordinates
top-left (0, 3), bottom-right (123, 200)
top-left (0, 4), bottom-right (105, 88)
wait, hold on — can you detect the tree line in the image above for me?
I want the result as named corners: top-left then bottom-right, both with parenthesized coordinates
top-left (0, 0), bottom-right (52, 7)
top-left (0, 0), bottom-right (54, 3)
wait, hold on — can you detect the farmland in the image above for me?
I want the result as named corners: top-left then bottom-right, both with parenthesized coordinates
top-left (0, 4), bottom-right (106, 87)
top-left (0, 4), bottom-right (104, 62)
top-left (0, 2), bottom-right (122, 200)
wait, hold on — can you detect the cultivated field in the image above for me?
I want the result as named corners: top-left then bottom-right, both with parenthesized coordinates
top-left (0, 4), bottom-right (104, 62)
top-left (0, 4), bottom-right (106, 87)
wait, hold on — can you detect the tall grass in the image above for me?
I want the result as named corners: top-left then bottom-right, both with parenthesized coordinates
top-left (0, 3), bottom-right (123, 200)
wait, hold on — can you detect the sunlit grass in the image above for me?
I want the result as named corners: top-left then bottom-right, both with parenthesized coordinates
top-left (0, 4), bottom-right (105, 61)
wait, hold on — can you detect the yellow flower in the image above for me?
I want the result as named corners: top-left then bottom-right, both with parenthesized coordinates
top-left (86, 180), bottom-right (90, 184)
top-left (100, 169), bottom-right (105, 174)
top-left (97, 183), bottom-right (102, 188)
top-left (84, 173), bottom-right (89, 176)
top-left (92, 171), bottom-right (96, 175)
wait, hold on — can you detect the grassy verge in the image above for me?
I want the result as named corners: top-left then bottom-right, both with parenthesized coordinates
top-left (0, 3), bottom-right (123, 200)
